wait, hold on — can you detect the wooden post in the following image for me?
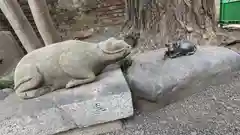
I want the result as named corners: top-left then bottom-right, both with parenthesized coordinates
top-left (28, 0), bottom-right (61, 45)
top-left (0, 0), bottom-right (43, 53)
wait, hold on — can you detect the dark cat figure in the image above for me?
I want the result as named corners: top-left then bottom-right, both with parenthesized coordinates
top-left (164, 40), bottom-right (197, 60)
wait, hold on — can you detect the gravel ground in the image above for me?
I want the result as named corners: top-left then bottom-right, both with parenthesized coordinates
top-left (81, 26), bottom-right (240, 135)
top-left (105, 71), bottom-right (240, 135)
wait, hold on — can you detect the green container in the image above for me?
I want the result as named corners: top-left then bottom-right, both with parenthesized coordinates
top-left (219, 0), bottom-right (240, 25)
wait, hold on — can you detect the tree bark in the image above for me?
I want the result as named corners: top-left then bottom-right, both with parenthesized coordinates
top-left (27, 0), bottom-right (61, 45)
top-left (0, 0), bottom-right (43, 53)
top-left (122, 0), bottom-right (222, 50)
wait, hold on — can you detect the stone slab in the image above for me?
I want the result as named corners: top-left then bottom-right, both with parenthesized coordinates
top-left (0, 68), bottom-right (133, 135)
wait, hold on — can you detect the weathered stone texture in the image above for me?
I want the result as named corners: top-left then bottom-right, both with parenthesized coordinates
top-left (126, 46), bottom-right (240, 105)
top-left (0, 68), bottom-right (133, 135)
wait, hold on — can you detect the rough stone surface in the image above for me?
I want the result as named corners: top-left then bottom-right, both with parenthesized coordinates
top-left (0, 88), bottom-right (14, 100)
top-left (126, 46), bottom-right (240, 104)
top-left (0, 68), bottom-right (133, 135)
top-left (0, 90), bottom-right (8, 100)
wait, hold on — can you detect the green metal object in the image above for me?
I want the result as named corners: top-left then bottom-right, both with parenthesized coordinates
top-left (219, 0), bottom-right (240, 26)
top-left (0, 70), bottom-right (14, 90)
top-left (0, 80), bottom-right (14, 89)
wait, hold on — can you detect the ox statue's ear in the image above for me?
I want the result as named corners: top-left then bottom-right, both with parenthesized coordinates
top-left (98, 37), bottom-right (126, 54)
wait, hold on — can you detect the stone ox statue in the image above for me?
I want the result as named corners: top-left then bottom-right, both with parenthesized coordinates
top-left (14, 37), bottom-right (132, 99)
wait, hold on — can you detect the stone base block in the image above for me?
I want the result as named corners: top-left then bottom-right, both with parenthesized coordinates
top-left (0, 68), bottom-right (133, 135)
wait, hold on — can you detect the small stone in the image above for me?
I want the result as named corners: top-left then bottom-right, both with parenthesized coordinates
top-left (104, 27), bottom-right (109, 32)
top-left (191, 131), bottom-right (197, 135)
top-left (212, 95), bottom-right (217, 101)
top-left (186, 26), bottom-right (193, 32)
top-left (73, 28), bottom-right (94, 40)
top-left (203, 34), bottom-right (208, 39)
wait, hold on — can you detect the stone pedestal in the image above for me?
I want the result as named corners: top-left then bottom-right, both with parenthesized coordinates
top-left (0, 68), bottom-right (133, 135)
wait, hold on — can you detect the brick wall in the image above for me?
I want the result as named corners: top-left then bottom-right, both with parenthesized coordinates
top-left (94, 0), bottom-right (125, 26)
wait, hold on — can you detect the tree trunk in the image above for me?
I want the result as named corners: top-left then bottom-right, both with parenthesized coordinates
top-left (27, 0), bottom-right (61, 45)
top-left (122, 0), bottom-right (223, 50)
top-left (0, 0), bottom-right (43, 53)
